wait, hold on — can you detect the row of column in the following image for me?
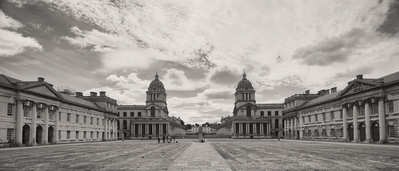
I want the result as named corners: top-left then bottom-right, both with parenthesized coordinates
top-left (15, 100), bottom-right (57, 146)
top-left (342, 98), bottom-right (386, 143)
top-left (233, 122), bottom-right (271, 135)
top-left (285, 117), bottom-right (297, 139)
top-left (104, 117), bottom-right (117, 140)
top-left (130, 123), bottom-right (169, 136)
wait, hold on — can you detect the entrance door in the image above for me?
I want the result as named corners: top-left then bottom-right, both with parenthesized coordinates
top-left (348, 124), bottom-right (354, 141)
top-left (22, 125), bottom-right (30, 145)
top-left (371, 122), bottom-right (380, 142)
top-left (36, 126), bottom-right (43, 144)
top-left (48, 126), bottom-right (54, 143)
top-left (359, 123), bottom-right (366, 141)
top-left (297, 130), bottom-right (300, 139)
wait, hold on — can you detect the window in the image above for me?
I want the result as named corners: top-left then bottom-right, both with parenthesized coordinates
top-left (37, 109), bottom-right (42, 119)
top-left (97, 118), bottom-right (99, 125)
top-left (91, 117), bottom-right (93, 124)
top-left (151, 106), bottom-right (156, 117)
top-left (118, 112), bottom-right (120, 116)
top-left (84, 116), bottom-right (87, 123)
top-left (308, 116), bottom-right (311, 123)
top-left (359, 106), bottom-right (365, 116)
top-left (246, 106), bottom-right (251, 116)
top-left (388, 126), bottom-right (396, 138)
top-left (7, 103), bottom-right (13, 116)
top-left (76, 131), bottom-right (79, 139)
top-left (372, 103), bottom-right (378, 114)
top-left (331, 128), bottom-right (335, 137)
top-left (123, 112), bottom-right (127, 117)
top-left (7, 128), bottom-right (13, 140)
top-left (24, 107), bottom-right (29, 117)
top-left (302, 117), bottom-right (305, 123)
top-left (130, 112), bottom-right (134, 117)
top-left (315, 114), bottom-right (318, 122)
top-left (59, 112), bottom-right (62, 121)
top-left (67, 131), bottom-right (71, 139)
top-left (275, 111), bottom-right (279, 116)
top-left (84, 131), bottom-right (87, 139)
top-left (123, 120), bottom-right (127, 129)
top-left (348, 107), bottom-right (353, 118)
top-left (97, 132), bottom-right (99, 138)
top-left (67, 113), bottom-right (71, 122)
top-left (267, 111), bottom-right (271, 116)
top-left (91, 132), bottom-right (93, 138)
top-left (340, 110), bottom-right (343, 119)
top-left (138, 112), bottom-right (142, 117)
top-left (322, 113), bottom-right (325, 121)
top-left (322, 129), bottom-right (327, 137)
top-left (388, 101), bottom-right (394, 113)
top-left (59, 130), bottom-right (61, 140)
top-left (76, 115), bottom-right (79, 123)
top-left (330, 111), bottom-right (334, 120)
top-left (261, 111), bottom-right (264, 116)
top-left (49, 110), bottom-right (54, 120)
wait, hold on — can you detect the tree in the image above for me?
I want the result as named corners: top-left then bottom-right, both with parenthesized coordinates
top-left (185, 124), bottom-right (192, 130)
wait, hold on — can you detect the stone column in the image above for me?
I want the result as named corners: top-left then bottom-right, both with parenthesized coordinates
top-left (43, 107), bottom-right (49, 144)
top-left (290, 118), bottom-right (294, 139)
top-left (284, 119), bottom-right (287, 139)
top-left (232, 122), bottom-right (236, 135)
top-left (132, 123), bottom-right (135, 136)
top-left (15, 100), bottom-right (24, 146)
top-left (246, 123), bottom-right (249, 135)
top-left (268, 123), bottom-right (271, 135)
top-left (239, 123), bottom-right (242, 134)
top-left (253, 123), bottom-right (256, 135)
top-left (138, 124), bottom-right (142, 136)
top-left (31, 103), bottom-right (37, 146)
top-left (299, 128), bottom-right (303, 140)
top-left (294, 117), bottom-right (297, 139)
top-left (342, 106), bottom-right (348, 141)
top-left (364, 101), bottom-right (371, 143)
top-left (353, 104), bottom-right (359, 142)
top-left (54, 108), bottom-right (59, 144)
top-left (378, 98), bottom-right (386, 143)
top-left (104, 118), bottom-right (108, 140)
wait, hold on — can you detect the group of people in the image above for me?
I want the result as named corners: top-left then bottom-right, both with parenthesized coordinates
top-left (157, 136), bottom-right (177, 143)
top-left (7, 139), bottom-right (15, 147)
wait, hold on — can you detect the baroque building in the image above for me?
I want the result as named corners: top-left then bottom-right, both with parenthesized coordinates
top-left (283, 72), bottom-right (399, 143)
top-left (216, 72), bottom-right (284, 138)
top-left (0, 74), bottom-right (118, 147)
top-left (117, 73), bottom-right (185, 139)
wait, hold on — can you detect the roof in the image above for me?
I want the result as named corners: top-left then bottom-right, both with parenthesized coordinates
top-left (380, 71), bottom-right (399, 84)
top-left (0, 74), bottom-right (21, 86)
top-left (257, 103), bottom-right (284, 109)
top-left (118, 105), bottom-right (146, 110)
top-left (236, 72), bottom-right (254, 91)
top-left (148, 73), bottom-right (165, 91)
top-left (59, 93), bottom-right (100, 109)
top-left (300, 91), bottom-right (341, 108)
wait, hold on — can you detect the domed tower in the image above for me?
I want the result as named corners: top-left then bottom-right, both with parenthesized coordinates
top-left (146, 72), bottom-right (167, 108)
top-left (234, 71), bottom-right (256, 116)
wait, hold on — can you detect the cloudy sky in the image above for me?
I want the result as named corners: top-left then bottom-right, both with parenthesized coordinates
top-left (1, 0), bottom-right (398, 124)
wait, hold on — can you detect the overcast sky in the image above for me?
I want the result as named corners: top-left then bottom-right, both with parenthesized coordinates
top-left (1, 0), bottom-right (398, 124)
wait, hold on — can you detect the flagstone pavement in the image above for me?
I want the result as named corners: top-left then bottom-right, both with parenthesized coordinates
top-left (168, 142), bottom-right (232, 171)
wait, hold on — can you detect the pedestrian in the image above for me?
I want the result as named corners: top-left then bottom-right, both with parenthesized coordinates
top-left (158, 136), bottom-right (160, 143)
top-left (8, 139), bottom-right (13, 147)
top-left (162, 136), bottom-right (165, 143)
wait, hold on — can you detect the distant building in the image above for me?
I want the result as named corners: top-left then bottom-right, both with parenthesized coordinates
top-left (216, 72), bottom-right (284, 138)
top-left (117, 73), bottom-right (186, 139)
top-left (191, 125), bottom-right (216, 134)
top-left (0, 75), bottom-right (118, 147)
top-left (283, 71), bottom-right (399, 143)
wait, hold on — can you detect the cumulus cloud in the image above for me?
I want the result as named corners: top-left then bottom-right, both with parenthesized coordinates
top-left (0, 10), bottom-right (42, 57)
top-left (292, 28), bottom-right (370, 66)
top-left (207, 66), bottom-right (242, 86)
top-left (162, 68), bottom-right (207, 91)
top-left (333, 66), bottom-right (374, 80)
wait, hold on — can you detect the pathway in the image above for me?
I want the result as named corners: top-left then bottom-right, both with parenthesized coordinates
top-left (168, 142), bottom-right (232, 171)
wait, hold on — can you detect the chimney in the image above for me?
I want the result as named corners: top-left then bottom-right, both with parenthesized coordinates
top-left (100, 91), bottom-right (106, 97)
top-left (305, 90), bottom-right (310, 94)
top-left (90, 92), bottom-right (97, 97)
top-left (331, 87), bottom-right (337, 93)
top-left (356, 74), bottom-right (363, 80)
top-left (38, 77), bottom-right (44, 82)
top-left (76, 92), bottom-right (83, 97)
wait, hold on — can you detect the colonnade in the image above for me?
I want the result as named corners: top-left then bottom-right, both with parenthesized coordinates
top-left (104, 117), bottom-right (118, 140)
top-left (130, 123), bottom-right (170, 137)
top-left (232, 122), bottom-right (271, 136)
top-left (285, 117), bottom-right (297, 139)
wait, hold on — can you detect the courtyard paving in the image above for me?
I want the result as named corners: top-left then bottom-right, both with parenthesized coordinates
top-left (0, 139), bottom-right (398, 170)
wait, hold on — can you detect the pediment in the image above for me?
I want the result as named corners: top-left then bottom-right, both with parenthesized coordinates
top-left (27, 85), bottom-right (59, 98)
top-left (340, 81), bottom-right (377, 97)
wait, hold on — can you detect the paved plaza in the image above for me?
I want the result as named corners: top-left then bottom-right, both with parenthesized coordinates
top-left (0, 139), bottom-right (398, 170)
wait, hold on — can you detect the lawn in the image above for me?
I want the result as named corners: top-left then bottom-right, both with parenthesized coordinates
top-left (1, 139), bottom-right (398, 170)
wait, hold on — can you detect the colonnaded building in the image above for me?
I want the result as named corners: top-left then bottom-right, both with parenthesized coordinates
top-left (216, 72), bottom-right (284, 138)
top-left (117, 73), bottom-right (186, 139)
top-left (0, 74), bottom-right (118, 147)
top-left (283, 71), bottom-right (399, 143)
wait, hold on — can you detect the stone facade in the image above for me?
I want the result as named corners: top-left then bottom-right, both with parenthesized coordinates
top-left (216, 72), bottom-right (284, 138)
top-left (0, 75), bottom-right (118, 147)
top-left (117, 73), bottom-right (186, 139)
top-left (283, 72), bottom-right (399, 143)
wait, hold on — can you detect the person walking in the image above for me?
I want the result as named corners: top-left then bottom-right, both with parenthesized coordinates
top-left (158, 136), bottom-right (160, 143)
top-left (162, 136), bottom-right (165, 143)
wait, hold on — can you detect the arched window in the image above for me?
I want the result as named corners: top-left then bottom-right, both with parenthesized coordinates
top-left (123, 120), bottom-right (127, 129)
top-left (151, 106), bottom-right (156, 117)
top-left (117, 120), bottom-right (120, 129)
top-left (246, 106), bottom-right (251, 116)
top-left (275, 119), bottom-right (279, 129)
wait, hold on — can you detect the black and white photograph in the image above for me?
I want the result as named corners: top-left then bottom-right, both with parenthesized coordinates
top-left (0, 0), bottom-right (399, 170)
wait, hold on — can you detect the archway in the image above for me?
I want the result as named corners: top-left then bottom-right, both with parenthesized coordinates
top-left (371, 122), bottom-right (379, 142)
top-left (359, 123), bottom-right (366, 141)
top-left (36, 125), bottom-right (43, 144)
top-left (308, 130), bottom-right (311, 137)
top-left (22, 125), bottom-right (30, 145)
top-left (348, 124), bottom-right (354, 141)
top-left (246, 106), bottom-right (251, 116)
top-left (48, 126), bottom-right (54, 143)
top-left (314, 129), bottom-right (319, 137)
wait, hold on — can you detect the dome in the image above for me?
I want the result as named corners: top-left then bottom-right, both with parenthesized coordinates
top-left (148, 73), bottom-right (165, 91)
top-left (236, 71), bottom-right (253, 90)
